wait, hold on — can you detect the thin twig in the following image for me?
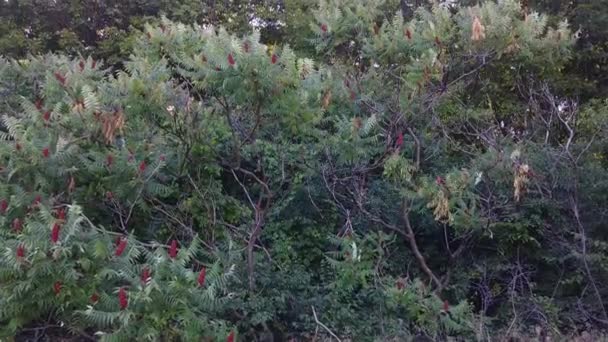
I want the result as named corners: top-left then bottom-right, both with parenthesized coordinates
top-left (124, 162), bottom-right (164, 229)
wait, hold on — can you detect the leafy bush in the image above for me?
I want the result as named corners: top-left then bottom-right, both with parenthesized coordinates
top-left (1, 0), bottom-right (607, 341)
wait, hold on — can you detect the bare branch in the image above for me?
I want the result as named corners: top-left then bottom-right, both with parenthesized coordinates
top-left (311, 306), bottom-right (342, 342)
top-left (402, 202), bottom-right (443, 291)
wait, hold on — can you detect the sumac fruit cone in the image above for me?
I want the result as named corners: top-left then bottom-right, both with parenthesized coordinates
top-left (53, 281), bottom-right (62, 295)
top-left (51, 223), bottom-right (61, 243)
top-left (12, 218), bottom-right (23, 233)
top-left (395, 132), bottom-right (404, 149)
top-left (405, 28), bottom-right (412, 40)
top-left (0, 199), bottom-right (7, 214)
top-left (115, 237), bottom-right (127, 256)
top-left (198, 267), bottom-right (206, 287)
top-left (138, 160), bottom-right (146, 174)
top-left (54, 72), bottom-right (66, 86)
top-left (16, 244), bottom-right (25, 258)
top-left (118, 287), bottom-right (128, 309)
top-left (56, 208), bottom-right (66, 221)
top-left (169, 239), bottom-right (178, 259)
top-left (141, 266), bottom-right (151, 284)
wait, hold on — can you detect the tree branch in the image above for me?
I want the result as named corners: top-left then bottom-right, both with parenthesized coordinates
top-left (402, 201), bottom-right (444, 290)
top-left (311, 306), bottom-right (342, 342)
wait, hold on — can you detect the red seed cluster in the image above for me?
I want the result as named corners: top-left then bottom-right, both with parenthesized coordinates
top-left (12, 218), bottom-right (23, 233)
top-left (139, 160), bottom-right (147, 173)
top-left (56, 208), bottom-right (66, 221)
top-left (115, 237), bottom-right (127, 256)
top-left (53, 281), bottom-right (62, 295)
top-left (141, 267), bottom-right (151, 284)
top-left (16, 244), bottom-right (25, 258)
top-left (54, 72), bottom-right (66, 86)
top-left (0, 199), bottom-right (8, 215)
top-left (51, 223), bottom-right (61, 243)
top-left (118, 287), bottom-right (128, 309)
top-left (395, 132), bottom-right (404, 148)
top-left (169, 240), bottom-right (178, 259)
top-left (198, 267), bottom-right (206, 287)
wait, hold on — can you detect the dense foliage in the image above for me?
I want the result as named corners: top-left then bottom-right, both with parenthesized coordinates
top-left (1, 0), bottom-right (608, 341)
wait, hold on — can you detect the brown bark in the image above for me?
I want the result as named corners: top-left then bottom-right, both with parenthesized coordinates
top-left (402, 201), bottom-right (443, 290)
